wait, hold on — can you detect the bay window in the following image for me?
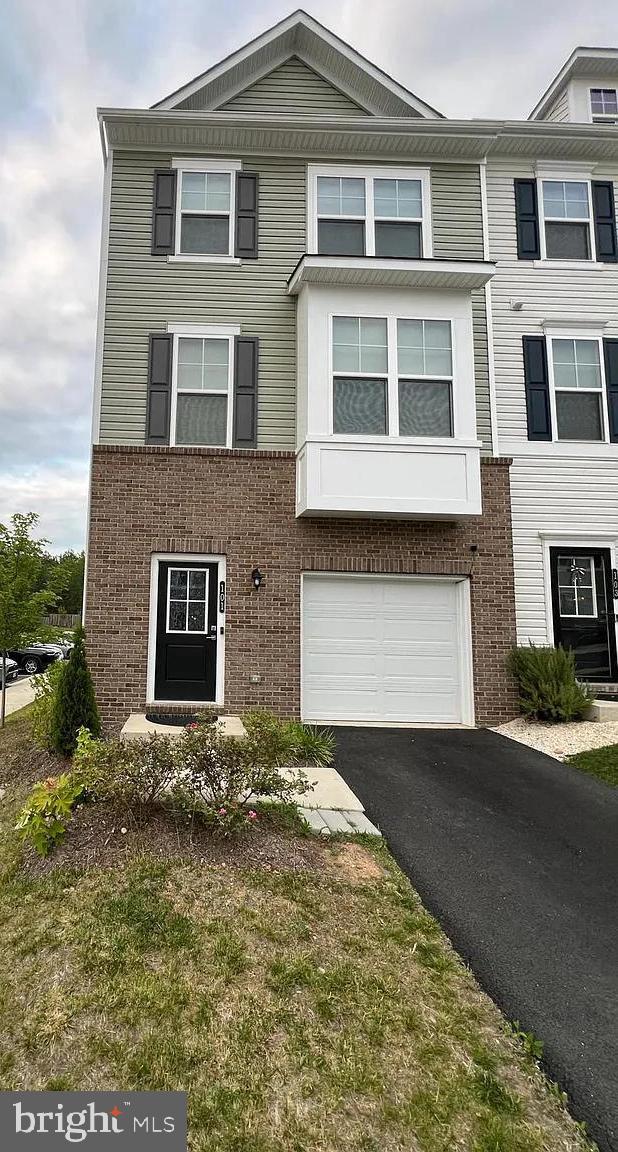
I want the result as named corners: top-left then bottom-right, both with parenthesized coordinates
top-left (311, 166), bottom-right (430, 258)
top-left (331, 315), bottom-right (454, 438)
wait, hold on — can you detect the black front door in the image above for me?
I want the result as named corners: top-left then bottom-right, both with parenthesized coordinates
top-left (550, 548), bottom-right (617, 681)
top-left (154, 561), bottom-right (219, 701)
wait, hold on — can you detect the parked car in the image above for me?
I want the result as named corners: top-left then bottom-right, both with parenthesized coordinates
top-left (0, 657), bottom-right (19, 686)
top-left (7, 645), bottom-right (63, 675)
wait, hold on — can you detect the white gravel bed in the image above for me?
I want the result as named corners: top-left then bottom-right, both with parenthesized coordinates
top-left (492, 716), bottom-right (618, 761)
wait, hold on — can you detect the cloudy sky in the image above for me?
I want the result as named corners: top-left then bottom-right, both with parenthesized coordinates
top-left (1, 0), bottom-right (617, 552)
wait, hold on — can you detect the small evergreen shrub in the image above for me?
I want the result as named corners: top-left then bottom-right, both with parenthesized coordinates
top-left (507, 644), bottom-right (593, 722)
top-left (31, 659), bottom-right (66, 750)
top-left (51, 626), bottom-right (101, 756)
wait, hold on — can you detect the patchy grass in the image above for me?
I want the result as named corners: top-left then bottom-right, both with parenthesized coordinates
top-left (567, 743), bottom-right (618, 787)
top-left (0, 714), bottom-right (594, 1152)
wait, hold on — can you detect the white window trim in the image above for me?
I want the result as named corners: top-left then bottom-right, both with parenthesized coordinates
top-left (170, 157), bottom-right (242, 265)
top-left (537, 175), bottom-right (597, 263)
top-left (589, 87), bottom-right (618, 122)
top-left (544, 326), bottom-right (610, 444)
top-left (147, 553), bottom-right (226, 707)
top-left (307, 164), bottom-right (432, 259)
top-left (167, 322), bottom-right (241, 449)
top-left (166, 566), bottom-right (210, 634)
top-left (328, 312), bottom-right (454, 440)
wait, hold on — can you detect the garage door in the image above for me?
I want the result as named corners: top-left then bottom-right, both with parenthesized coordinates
top-left (301, 575), bottom-right (472, 725)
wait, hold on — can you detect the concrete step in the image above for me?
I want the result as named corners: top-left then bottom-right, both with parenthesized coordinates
top-left (587, 698), bottom-right (618, 722)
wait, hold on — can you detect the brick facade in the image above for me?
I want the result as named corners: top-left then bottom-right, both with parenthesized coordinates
top-left (85, 446), bottom-right (518, 729)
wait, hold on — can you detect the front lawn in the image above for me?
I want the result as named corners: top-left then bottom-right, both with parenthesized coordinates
top-left (0, 711), bottom-right (592, 1152)
top-left (567, 743), bottom-right (618, 787)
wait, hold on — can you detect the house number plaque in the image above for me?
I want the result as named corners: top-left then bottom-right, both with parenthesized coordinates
top-left (219, 581), bottom-right (226, 613)
top-left (612, 569), bottom-right (618, 601)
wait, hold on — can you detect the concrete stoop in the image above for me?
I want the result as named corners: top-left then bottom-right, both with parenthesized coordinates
top-left (119, 713), bottom-right (380, 837)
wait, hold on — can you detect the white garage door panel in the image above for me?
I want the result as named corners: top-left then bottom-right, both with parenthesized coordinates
top-left (302, 575), bottom-right (471, 724)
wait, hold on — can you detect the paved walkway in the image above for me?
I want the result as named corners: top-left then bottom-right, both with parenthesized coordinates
top-left (3, 676), bottom-right (35, 718)
top-left (333, 725), bottom-right (618, 1152)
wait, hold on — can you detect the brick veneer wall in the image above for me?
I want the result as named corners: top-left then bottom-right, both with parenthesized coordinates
top-left (86, 446), bottom-right (518, 729)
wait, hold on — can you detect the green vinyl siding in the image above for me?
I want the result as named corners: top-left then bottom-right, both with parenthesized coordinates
top-left (101, 152), bottom-right (304, 448)
top-left (181, 56), bottom-right (370, 115)
top-left (100, 153), bottom-right (492, 451)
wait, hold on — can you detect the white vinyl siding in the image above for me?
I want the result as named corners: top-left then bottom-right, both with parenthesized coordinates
top-left (486, 159), bottom-right (618, 447)
top-left (509, 457), bottom-right (618, 647)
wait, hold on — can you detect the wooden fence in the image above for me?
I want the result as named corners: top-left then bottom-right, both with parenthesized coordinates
top-left (43, 613), bottom-right (81, 629)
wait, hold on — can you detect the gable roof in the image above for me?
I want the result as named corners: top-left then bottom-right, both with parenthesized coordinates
top-left (151, 9), bottom-right (443, 119)
top-left (529, 46), bottom-right (618, 120)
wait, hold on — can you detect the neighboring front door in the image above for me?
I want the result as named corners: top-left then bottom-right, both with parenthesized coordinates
top-left (550, 548), bottom-right (617, 681)
top-left (154, 560), bottom-right (219, 701)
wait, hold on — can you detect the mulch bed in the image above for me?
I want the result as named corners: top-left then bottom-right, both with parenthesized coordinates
top-left (22, 801), bottom-right (331, 878)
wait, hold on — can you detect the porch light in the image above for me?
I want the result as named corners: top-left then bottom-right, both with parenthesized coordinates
top-left (251, 568), bottom-right (263, 590)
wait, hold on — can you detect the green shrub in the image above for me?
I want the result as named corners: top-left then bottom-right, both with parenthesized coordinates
top-left (31, 659), bottom-right (66, 750)
top-left (15, 773), bottom-right (85, 856)
top-left (51, 625), bottom-right (101, 756)
top-left (73, 727), bottom-right (178, 810)
top-left (242, 711), bottom-right (335, 767)
top-left (507, 644), bottom-right (593, 722)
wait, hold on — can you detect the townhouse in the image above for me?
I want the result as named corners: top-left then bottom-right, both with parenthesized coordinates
top-left (85, 13), bottom-right (618, 730)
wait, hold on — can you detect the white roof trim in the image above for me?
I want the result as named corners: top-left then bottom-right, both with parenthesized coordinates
top-left (287, 255), bottom-right (496, 295)
top-left (151, 10), bottom-right (442, 119)
top-left (529, 46), bottom-right (618, 120)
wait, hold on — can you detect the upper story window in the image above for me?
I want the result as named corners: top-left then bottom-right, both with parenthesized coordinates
top-left (152, 159), bottom-right (258, 263)
top-left (331, 315), bottom-right (453, 438)
top-left (171, 326), bottom-right (237, 446)
top-left (178, 170), bottom-right (234, 256)
top-left (590, 88), bottom-right (618, 123)
top-left (548, 337), bottom-right (606, 441)
top-left (541, 180), bottom-right (592, 259)
top-left (309, 166), bottom-right (431, 259)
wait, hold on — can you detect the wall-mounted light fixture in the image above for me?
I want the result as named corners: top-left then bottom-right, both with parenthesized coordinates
top-left (251, 568), bottom-right (263, 590)
top-left (510, 299), bottom-right (525, 312)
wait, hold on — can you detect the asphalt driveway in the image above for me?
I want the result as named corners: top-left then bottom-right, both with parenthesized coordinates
top-left (333, 726), bottom-right (618, 1152)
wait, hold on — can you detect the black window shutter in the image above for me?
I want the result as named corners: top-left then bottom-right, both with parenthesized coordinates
top-left (523, 335), bottom-right (552, 440)
top-left (603, 339), bottom-right (618, 442)
top-left (151, 170), bottom-right (177, 256)
top-left (514, 179), bottom-right (540, 260)
top-left (146, 334), bottom-right (173, 444)
top-left (592, 181), bottom-right (618, 263)
top-left (235, 173), bottom-right (259, 259)
top-left (233, 337), bottom-right (259, 448)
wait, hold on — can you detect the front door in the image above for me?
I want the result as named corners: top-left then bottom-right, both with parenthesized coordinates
top-left (154, 560), bottom-right (219, 701)
top-left (550, 548), bottom-right (617, 681)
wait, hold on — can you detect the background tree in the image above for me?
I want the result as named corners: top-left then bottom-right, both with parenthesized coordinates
top-left (37, 550), bottom-right (85, 615)
top-left (0, 513), bottom-right (59, 727)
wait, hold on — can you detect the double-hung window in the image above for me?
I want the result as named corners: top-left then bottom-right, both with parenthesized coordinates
top-left (311, 166), bottom-right (431, 258)
top-left (540, 180), bottom-right (593, 260)
top-left (170, 327), bottom-right (237, 447)
top-left (548, 336), bottom-right (607, 441)
top-left (173, 160), bottom-right (241, 259)
top-left (331, 315), bottom-right (453, 438)
top-left (590, 88), bottom-right (618, 123)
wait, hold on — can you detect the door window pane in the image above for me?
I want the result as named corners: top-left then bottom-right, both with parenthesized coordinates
top-left (557, 556), bottom-right (596, 617)
top-left (168, 568), bottom-right (209, 633)
top-left (180, 215), bottom-right (229, 255)
top-left (375, 221), bottom-right (421, 258)
top-left (333, 378), bottom-right (387, 434)
top-left (176, 394), bottom-right (228, 446)
top-left (317, 219), bottom-right (365, 255)
top-left (556, 392), bottom-right (603, 440)
top-left (189, 570), bottom-right (207, 598)
top-left (168, 601), bottom-right (187, 631)
top-left (187, 603), bottom-right (206, 632)
top-left (398, 380), bottom-right (452, 437)
top-left (332, 317), bottom-right (387, 374)
top-left (169, 569), bottom-right (188, 597)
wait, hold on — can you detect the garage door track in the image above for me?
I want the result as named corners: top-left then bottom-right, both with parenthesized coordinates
top-left (334, 726), bottom-right (618, 1152)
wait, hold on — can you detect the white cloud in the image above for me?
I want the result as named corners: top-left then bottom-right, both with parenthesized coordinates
top-left (0, 459), bottom-right (90, 554)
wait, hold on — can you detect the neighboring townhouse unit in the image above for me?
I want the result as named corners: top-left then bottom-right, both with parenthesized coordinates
top-left (87, 10), bottom-right (517, 730)
top-left (488, 48), bottom-right (618, 686)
